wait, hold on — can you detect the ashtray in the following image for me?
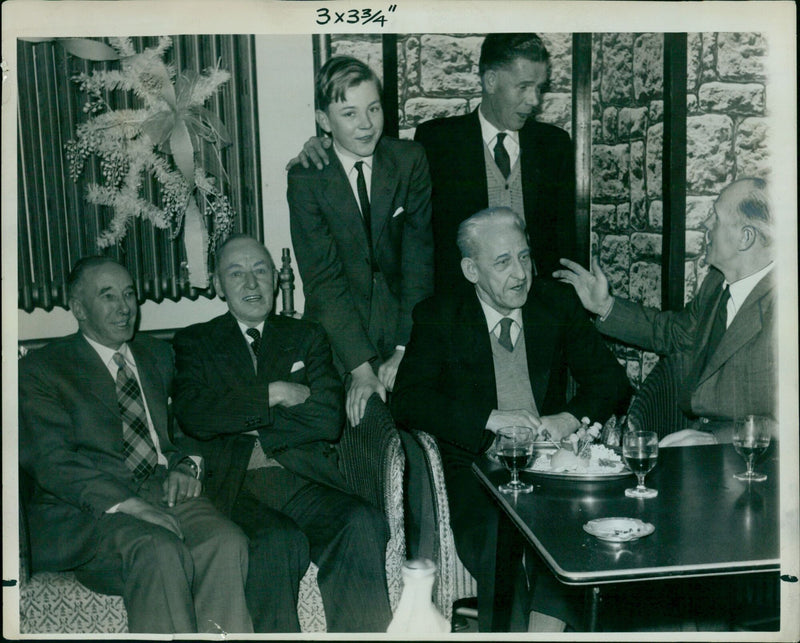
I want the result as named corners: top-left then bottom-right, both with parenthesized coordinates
top-left (583, 517), bottom-right (655, 543)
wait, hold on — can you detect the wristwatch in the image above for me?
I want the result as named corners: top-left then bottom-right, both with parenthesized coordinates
top-left (177, 457), bottom-right (201, 479)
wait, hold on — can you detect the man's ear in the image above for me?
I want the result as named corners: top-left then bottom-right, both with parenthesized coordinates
top-left (70, 297), bottom-right (86, 323)
top-left (483, 69), bottom-right (497, 95)
top-left (740, 225), bottom-right (758, 251)
top-left (213, 273), bottom-right (225, 300)
top-left (461, 257), bottom-right (479, 284)
top-left (315, 110), bottom-right (331, 134)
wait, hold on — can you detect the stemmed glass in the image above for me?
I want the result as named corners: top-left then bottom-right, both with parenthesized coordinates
top-left (622, 430), bottom-right (659, 498)
top-left (495, 426), bottom-right (535, 494)
top-left (733, 415), bottom-right (772, 482)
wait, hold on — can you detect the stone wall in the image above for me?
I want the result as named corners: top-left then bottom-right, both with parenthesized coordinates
top-left (330, 32), bottom-right (769, 388)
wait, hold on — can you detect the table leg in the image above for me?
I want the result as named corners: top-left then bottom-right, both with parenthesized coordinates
top-left (584, 585), bottom-right (601, 632)
top-left (478, 508), bottom-right (520, 632)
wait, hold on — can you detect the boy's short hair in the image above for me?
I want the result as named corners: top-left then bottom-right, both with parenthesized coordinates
top-left (478, 33), bottom-right (550, 76)
top-left (315, 55), bottom-right (382, 112)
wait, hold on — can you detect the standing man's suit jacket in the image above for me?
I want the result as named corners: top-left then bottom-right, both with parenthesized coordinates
top-left (414, 110), bottom-right (576, 291)
top-left (597, 267), bottom-right (777, 420)
top-left (288, 136), bottom-right (434, 373)
top-left (19, 333), bottom-right (183, 572)
top-left (172, 313), bottom-right (350, 517)
top-left (392, 280), bottom-right (631, 473)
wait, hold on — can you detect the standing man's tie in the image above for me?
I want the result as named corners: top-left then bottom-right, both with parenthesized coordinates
top-left (702, 285), bottom-right (731, 370)
top-left (497, 317), bottom-right (514, 352)
top-left (354, 160), bottom-right (377, 271)
top-left (494, 133), bottom-right (511, 179)
top-left (114, 352), bottom-right (157, 479)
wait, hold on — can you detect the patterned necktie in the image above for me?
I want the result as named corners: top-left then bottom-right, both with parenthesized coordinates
top-left (497, 317), bottom-right (515, 352)
top-left (354, 160), bottom-right (377, 271)
top-left (702, 285), bottom-right (731, 370)
top-left (113, 352), bottom-right (157, 480)
top-left (246, 327), bottom-right (261, 357)
top-left (494, 132), bottom-right (511, 179)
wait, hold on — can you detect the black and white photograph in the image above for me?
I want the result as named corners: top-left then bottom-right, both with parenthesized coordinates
top-left (2, 0), bottom-right (798, 639)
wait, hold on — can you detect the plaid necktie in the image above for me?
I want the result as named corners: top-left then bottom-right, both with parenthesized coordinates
top-left (113, 352), bottom-right (157, 480)
top-left (494, 132), bottom-right (511, 179)
top-left (497, 317), bottom-right (515, 352)
top-left (246, 327), bottom-right (262, 357)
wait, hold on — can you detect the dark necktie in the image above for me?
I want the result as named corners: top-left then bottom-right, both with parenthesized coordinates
top-left (354, 160), bottom-right (377, 271)
top-left (494, 132), bottom-right (511, 179)
top-left (113, 352), bottom-right (157, 480)
top-left (246, 327), bottom-right (261, 357)
top-left (702, 285), bottom-right (731, 371)
top-left (497, 317), bottom-right (514, 352)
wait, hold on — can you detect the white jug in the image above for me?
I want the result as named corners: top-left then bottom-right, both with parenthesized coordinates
top-left (387, 559), bottom-right (450, 633)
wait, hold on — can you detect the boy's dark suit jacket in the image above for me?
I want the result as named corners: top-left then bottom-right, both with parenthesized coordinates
top-left (288, 136), bottom-right (433, 373)
top-left (414, 109), bottom-right (576, 291)
top-left (19, 333), bottom-right (183, 572)
top-left (172, 313), bottom-right (350, 517)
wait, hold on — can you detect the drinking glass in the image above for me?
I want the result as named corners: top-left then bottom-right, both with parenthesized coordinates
top-left (622, 430), bottom-right (659, 498)
top-left (495, 426), bottom-right (535, 494)
top-left (732, 415), bottom-right (772, 482)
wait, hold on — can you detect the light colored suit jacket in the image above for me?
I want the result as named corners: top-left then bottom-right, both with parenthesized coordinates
top-left (597, 267), bottom-right (776, 420)
top-left (19, 333), bottom-right (183, 571)
top-left (288, 136), bottom-right (433, 373)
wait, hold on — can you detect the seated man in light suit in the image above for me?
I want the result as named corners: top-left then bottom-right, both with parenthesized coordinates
top-left (555, 177), bottom-right (776, 445)
top-left (18, 257), bottom-right (253, 634)
top-left (392, 207), bottom-right (631, 631)
top-left (172, 234), bottom-right (392, 632)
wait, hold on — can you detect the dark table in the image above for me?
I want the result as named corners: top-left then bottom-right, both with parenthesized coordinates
top-left (472, 443), bottom-right (780, 631)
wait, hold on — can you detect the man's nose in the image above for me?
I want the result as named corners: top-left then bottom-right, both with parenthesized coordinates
top-left (244, 271), bottom-right (258, 288)
top-left (511, 258), bottom-right (526, 279)
top-left (525, 87), bottom-right (541, 108)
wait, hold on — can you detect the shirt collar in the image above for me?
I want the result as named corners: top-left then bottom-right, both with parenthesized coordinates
top-left (83, 334), bottom-right (131, 369)
top-left (236, 319), bottom-right (265, 342)
top-left (333, 141), bottom-right (373, 175)
top-left (475, 292), bottom-right (523, 334)
top-left (727, 262), bottom-right (773, 313)
top-left (478, 106), bottom-right (520, 149)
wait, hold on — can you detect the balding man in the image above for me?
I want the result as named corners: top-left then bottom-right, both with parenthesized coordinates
top-left (555, 177), bottom-right (776, 444)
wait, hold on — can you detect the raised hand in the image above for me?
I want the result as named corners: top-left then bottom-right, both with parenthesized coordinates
top-left (553, 256), bottom-right (614, 316)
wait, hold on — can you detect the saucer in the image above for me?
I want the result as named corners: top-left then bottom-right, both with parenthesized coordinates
top-left (583, 517), bottom-right (655, 543)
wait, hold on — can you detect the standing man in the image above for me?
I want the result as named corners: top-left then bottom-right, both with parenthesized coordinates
top-left (289, 33), bottom-right (576, 293)
top-left (19, 257), bottom-right (253, 634)
top-left (392, 208), bottom-right (630, 630)
top-left (288, 55), bottom-right (433, 427)
top-left (172, 234), bottom-right (393, 633)
top-left (555, 177), bottom-right (776, 444)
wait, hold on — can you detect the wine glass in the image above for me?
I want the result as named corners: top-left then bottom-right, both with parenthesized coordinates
top-left (732, 415), bottom-right (772, 482)
top-left (622, 430), bottom-right (659, 498)
top-left (494, 426), bottom-right (535, 494)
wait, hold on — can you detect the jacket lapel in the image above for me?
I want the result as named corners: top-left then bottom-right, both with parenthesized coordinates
top-left (129, 340), bottom-right (168, 440)
top-left (371, 139), bottom-right (400, 246)
top-left (521, 297), bottom-right (554, 407)
top-left (463, 110), bottom-right (490, 209)
top-left (320, 155), bottom-right (371, 250)
top-left (211, 312), bottom-right (260, 381)
top-left (259, 317), bottom-right (298, 379)
top-left (69, 334), bottom-right (120, 418)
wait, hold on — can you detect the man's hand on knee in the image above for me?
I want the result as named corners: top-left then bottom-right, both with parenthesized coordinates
top-left (162, 470), bottom-right (202, 508)
top-left (117, 497), bottom-right (184, 540)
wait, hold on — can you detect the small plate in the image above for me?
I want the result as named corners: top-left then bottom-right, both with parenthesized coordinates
top-left (583, 517), bottom-right (655, 543)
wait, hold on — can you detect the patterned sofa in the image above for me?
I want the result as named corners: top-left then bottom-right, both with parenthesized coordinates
top-left (17, 332), bottom-right (405, 634)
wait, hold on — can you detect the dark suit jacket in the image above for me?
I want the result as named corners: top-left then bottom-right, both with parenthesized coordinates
top-left (288, 136), bottom-right (434, 373)
top-left (391, 280), bottom-right (631, 478)
top-left (414, 109), bottom-right (576, 291)
top-left (597, 267), bottom-right (777, 420)
top-left (172, 312), bottom-right (349, 517)
top-left (18, 333), bottom-right (183, 572)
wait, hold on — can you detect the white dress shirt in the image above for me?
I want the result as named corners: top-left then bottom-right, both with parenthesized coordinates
top-left (477, 296), bottom-right (523, 348)
top-left (478, 106), bottom-right (521, 169)
top-left (724, 262), bottom-right (773, 328)
top-left (333, 142), bottom-right (373, 216)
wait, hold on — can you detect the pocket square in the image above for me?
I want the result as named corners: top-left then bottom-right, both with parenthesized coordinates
top-left (290, 361), bottom-right (305, 373)
top-left (392, 207), bottom-right (405, 218)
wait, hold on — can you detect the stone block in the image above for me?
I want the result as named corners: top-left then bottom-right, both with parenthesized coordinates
top-left (687, 94), bottom-right (699, 115)
top-left (686, 230), bottom-right (706, 258)
top-left (735, 117), bottom-right (770, 179)
top-left (592, 204), bottom-right (617, 232)
top-left (592, 120), bottom-right (603, 144)
top-left (633, 33), bottom-right (664, 102)
top-left (629, 140), bottom-right (646, 227)
top-left (592, 34), bottom-right (602, 91)
top-left (600, 235), bottom-right (631, 296)
top-left (601, 33), bottom-right (634, 104)
top-left (649, 100), bottom-right (663, 124)
top-left (590, 231), bottom-right (599, 256)
top-left (687, 33), bottom-right (702, 92)
top-left (420, 35), bottom-right (482, 96)
top-left (603, 107), bottom-right (618, 142)
top-left (631, 232), bottom-right (662, 261)
top-left (592, 91), bottom-right (602, 120)
top-left (685, 260), bottom-right (698, 305)
top-left (648, 200), bottom-right (663, 230)
top-left (402, 37), bottom-right (421, 97)
top-left (686, 115), bottom-right (734, 193)
top-left (619, 107), bottom-right (647, 139)
top-left (404, 98), bottom-right (469, 127)
top-left (686, 196), bottom-right (714, 229)
top-left (645, 123), bottom-right (663, 200)
top-left (617, 202), bottom-right (630, 230)
top-left (331, 38), bottom-right (383, 81)
top-left (541, 33), bottom-right (572, 92)
top-left (592, 144), bottom-right (630, 201)
top-left (539, 93), bottom-right (572, 132)
top-left (701, 33), bottom-right (717, 83)
top-left (398, 128), bottom-right (415, 141)
top-left (696, 259), bottom-right (710, 290)
top-left (642, 351), bottom-right (659, 380)
top-left (629, 261), bottom-right (661, 307)
top-left (698, 82), bottom-right (765, 115)
top-left (717, 32), bottom-right (767, 81)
